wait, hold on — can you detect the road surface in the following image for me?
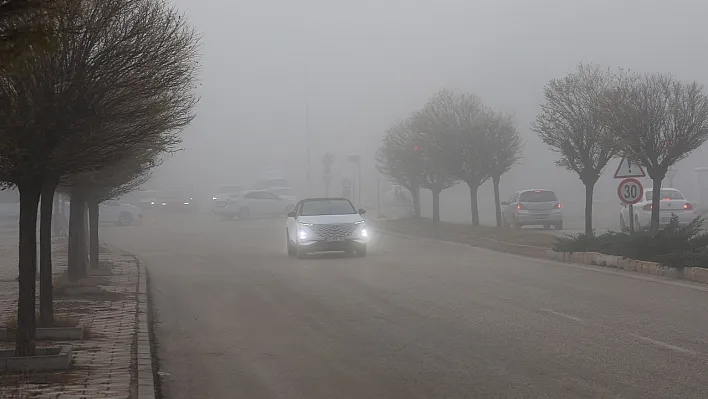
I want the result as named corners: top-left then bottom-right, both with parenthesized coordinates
top-left (102, 213), bottom-right (708, 399)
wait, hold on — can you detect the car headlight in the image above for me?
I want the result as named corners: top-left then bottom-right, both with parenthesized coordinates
top-left (298, 229), bottom-right (308, 241)
top-left (183, 202), bottom-right (190, 205)
top-left (150, 201), bottom-right (155, 205)
top-left (360, 228), bottom-right (368, 238)
top-left (161, 202), bottom-right (167, 206)
top-left (213, 197), bottom-right (218, 200)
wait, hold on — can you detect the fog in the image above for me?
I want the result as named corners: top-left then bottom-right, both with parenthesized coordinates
top-left (151, 0), bottom-right (708, 229)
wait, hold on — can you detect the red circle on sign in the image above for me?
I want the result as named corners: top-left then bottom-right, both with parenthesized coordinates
top-left (617, 178), bottom-right (644, 205)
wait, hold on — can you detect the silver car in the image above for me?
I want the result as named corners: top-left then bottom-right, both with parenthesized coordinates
top-left (619, 188), bottom-right (698, 231)
top-left (501, 189), bottom-right (563, 230)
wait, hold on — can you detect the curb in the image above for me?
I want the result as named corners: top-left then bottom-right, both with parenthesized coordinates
top-left (135, 257), bottom-right (156, 399)
top-left (547, 250), bottom-right (708, 285)
top-left (372, 219), bottom-right (708, 285)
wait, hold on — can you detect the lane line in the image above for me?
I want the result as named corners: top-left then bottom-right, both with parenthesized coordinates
top-left (629, 333), bottom-right (696, 355)
top-left (540, 308), bottom-right (585, 323)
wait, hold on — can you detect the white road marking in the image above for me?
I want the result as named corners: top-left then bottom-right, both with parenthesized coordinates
top-left (629, 334), bottom-right (696, 355)
top-left (540, 309), bottom-right (585, 323)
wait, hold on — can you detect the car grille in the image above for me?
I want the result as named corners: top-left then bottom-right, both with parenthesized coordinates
top-left (311, 223), bottom-right (357, 239)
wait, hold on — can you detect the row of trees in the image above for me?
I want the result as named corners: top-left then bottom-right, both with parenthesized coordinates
top-left (0, 0), bottom-right (199, 356)
top-left (534, 64), bottom-right (708, 235)
top-left (376, 89), bottom-right (523, 226)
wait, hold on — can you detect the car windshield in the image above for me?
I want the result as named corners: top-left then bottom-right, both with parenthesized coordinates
top-left (519, 190), bottom-right (558, 202)
top-left (646, 190), bottom-right (684, 200)
top-left (300, 199), bottom-right (357, 216)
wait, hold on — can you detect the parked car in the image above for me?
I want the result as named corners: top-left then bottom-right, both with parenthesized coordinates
top-left (268, 186), bottom-right (297, 202)
top-left (286, 198), bottom-right (368, 258)
top-left (100, 200), bottom-right (143, 226)
top-left (212, 185), bottom-right (244, 202)
top-left (136, 190), bottom-right (159, 210)
top-left (156, 190), bottom-right (198, 213)
top-left (501, 189), bottom-right (563, 229)
top-left (620, 188), bottom-right (698, 231)
top-left (213, 190), bottom-right (296, 220)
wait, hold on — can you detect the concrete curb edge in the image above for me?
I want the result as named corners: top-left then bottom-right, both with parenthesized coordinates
top-left (135, 256), bottom-right (156, 399)
top-left (547, 250), bottom-right (708, 284)
top-left (372, 219), bottom-right (708, 285)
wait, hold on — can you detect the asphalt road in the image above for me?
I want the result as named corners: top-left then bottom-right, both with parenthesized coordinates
top-left (102, 213), bottom-right (708, 399)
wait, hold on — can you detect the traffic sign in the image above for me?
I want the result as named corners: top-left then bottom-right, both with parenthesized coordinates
top-left (617, 178), bottom-right (644, 205)
top-left (614, 156), bottom-right (646, 179)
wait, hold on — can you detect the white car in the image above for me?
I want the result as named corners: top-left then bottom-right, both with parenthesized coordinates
top-left (286, 198), bottom-right (368, 258)
top-left (268, 186), bottom-right (297, 202)
top-left (100, 200), bottom-right (143, 226)
top-left (213, 189), bottom-right (295, 220)
top-left (620, 188), bottom-right (698, 231)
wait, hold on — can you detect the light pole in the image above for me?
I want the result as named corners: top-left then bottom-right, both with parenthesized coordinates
top-left (347, 154), bottom-right (361, 204)
top-left (305, 64), bottom-right (311, 196)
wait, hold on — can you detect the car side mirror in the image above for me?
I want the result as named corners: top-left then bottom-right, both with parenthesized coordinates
top-left (358, 209), bottom-right (366, 215)
top-left (501, 201), bottom-right (509, 206)
top-left (287, 211), bottom-right (296, 218)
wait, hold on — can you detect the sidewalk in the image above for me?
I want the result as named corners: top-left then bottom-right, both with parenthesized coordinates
top-left (0, 231), bottom-right (153, 398)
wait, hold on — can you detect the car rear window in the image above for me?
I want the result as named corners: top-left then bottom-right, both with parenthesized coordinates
top-left (519, 190), bottom-right (558, 202)
top-left (300, 199), bottom-right (357, 216)
top-left (646, 190), bottom-right (684, 200)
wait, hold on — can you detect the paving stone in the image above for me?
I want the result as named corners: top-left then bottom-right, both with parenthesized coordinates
top-left (0, 234), bottom-right (150, 398)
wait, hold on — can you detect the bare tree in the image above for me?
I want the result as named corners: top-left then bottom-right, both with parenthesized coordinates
top-left (84, 149), bottom-right (161, 270)
top-left (605, 72), bottom-right (708, 232)
top-left (532, 64), bottom-right (618, 235)
top-left (412, 89), bottom-right (480, 224)
top-left (0, 0), bottom-right (199, 356)
top-left (0, 0), bottom-right (56, 66)
top-left (481, 110), bottom-right (522, 228)
top-left (376, 119), bottom-right (422, 218)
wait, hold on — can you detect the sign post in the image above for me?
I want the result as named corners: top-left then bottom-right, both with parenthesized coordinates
top-left (615, 156), bottom-right (646, 233)
top-left (617, 178), bottom-right (644, 233)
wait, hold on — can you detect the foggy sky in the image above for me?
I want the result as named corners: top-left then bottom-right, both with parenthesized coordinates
top-left (154, 0), bottom-right (708, 216)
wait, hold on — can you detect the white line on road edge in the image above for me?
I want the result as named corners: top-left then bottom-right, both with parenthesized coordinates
top-left (540, 309), bottom-right (585, 324)
top-left (629, 334), bottom-right (696, 355)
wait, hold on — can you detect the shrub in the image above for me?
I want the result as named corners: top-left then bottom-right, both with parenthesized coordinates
top-left (553, 215), bottom-right (708, 268)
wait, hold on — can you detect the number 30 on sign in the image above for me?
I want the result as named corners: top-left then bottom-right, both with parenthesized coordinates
top-left (617, 178), bottom-right (643, 205)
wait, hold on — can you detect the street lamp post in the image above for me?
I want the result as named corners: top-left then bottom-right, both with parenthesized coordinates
top-left (347, 154), bottom-right (361, 204)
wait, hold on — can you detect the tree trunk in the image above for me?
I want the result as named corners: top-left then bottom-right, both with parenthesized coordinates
top-left (493, 175), bottom-right (502, 228)
top-left (584, 181), bottom-right (595, 235)
top-left (15, 181), bottom-right (41, 356)
top-left (412, 185), bottom-right (421, 218)
top-left (88, 200), bottom-right (100, 269)
top-left (432, 189), bottom-right (440, 225)
top-left (468, 182), bottom-right (480, 226)
top-left (52, 194), bottom-right (59, 236)
top-left (651, 178), bottom-right (662, 233)
top-left (39, 181), bottom-right (56, 328)
top-left (68, 188), bottom-right (87, 282)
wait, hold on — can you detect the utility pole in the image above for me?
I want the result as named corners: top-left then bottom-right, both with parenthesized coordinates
top-left (305, 64), bottom-right (311, 196)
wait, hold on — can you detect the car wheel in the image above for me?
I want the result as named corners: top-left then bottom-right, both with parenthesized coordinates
top-left (355, 244), bottom-right (367, 257)
top-left (296, 245), bottom-right (308, 259)
top-left (286, 231), bottom-right (296, 256)
top-left (555, 221), bottom-right (563, 230)
top-left (117, 212), bottom-right (133, 226)
top-left (238, 207), bottom-right (251, 219)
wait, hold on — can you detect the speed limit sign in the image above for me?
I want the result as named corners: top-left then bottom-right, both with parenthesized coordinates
top-left (617, 178), bottom-right (643, 205)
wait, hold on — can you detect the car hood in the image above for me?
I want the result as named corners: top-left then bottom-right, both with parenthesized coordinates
top-left (297, 214), bottom-right (364, 224)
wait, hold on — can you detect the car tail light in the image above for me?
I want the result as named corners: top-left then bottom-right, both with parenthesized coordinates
top-left (642, 204), bottom-right (652, 211)
top-left (662, 197), bottom-right (670, 201)
top-left (554, 202), bottom-right (561, 209)
top-left (684, 203), bottom-right (694, 210)
top-left (517, 203), bottom-right (526, 210)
